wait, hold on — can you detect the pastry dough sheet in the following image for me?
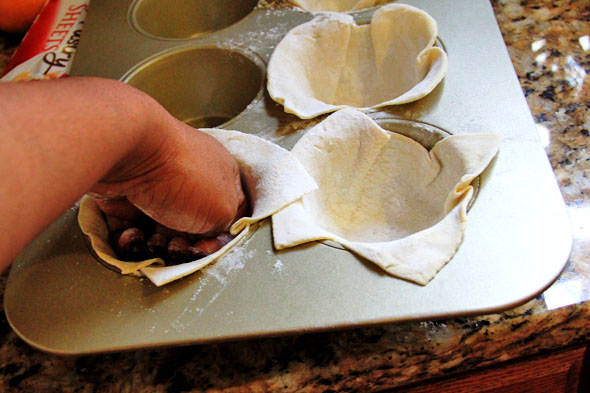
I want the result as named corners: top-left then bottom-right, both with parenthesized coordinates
top-left (272, 109), bottom-right (501, 285)
top-left (79, 129), bottom-right (318, 286)
top-left (288, 0), bottom-right (392, 12)
top-left (267, 3), bottom-right (448, 119)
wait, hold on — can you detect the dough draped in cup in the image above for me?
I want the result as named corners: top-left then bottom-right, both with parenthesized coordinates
top-left (271, 109), bottom-right (501, 285)
top-left (288, 0), bottom-right (392, 12)
top-left (267, 3), bottom-right (448, 119)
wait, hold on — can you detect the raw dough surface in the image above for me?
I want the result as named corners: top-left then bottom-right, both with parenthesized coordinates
top-left (79, 129), bottom-right (317, 286)
top-left (289, 0), bottom-right (391, 12)
top-left (267, 4), bottom-right (448, 119)
top-left (272, 109), bottom-right (501, 285)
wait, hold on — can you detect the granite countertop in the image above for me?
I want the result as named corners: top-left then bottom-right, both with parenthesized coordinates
top-left (0, 0), bottom-right (589, 392)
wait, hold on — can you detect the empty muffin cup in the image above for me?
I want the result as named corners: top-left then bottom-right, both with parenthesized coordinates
top-left (130, 0), bottom-right (259, 39)
top-left (123, 46), bottom-right (265, 128)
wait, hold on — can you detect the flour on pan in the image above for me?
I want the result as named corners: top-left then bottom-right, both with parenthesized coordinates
top-left (170, 237), bottom-right (257, 333)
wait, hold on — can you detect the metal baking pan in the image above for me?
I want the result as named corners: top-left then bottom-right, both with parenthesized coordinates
top-left (4, 0), bottom-right (572, 355)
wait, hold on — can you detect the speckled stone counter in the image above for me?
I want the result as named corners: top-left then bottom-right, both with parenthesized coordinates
top-left (1, 1), bottom-right (589, 392)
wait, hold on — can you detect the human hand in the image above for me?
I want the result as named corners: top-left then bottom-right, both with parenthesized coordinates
top-left (90, 114), bottom-right (246, 235)
top-left (0, 76), bottom-right (247, 270)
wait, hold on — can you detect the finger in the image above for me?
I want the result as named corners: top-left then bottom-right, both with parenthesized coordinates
top-left (235, 193), bottom-right (250, 221)
top-left (92, 196), bottom-right (145, 221)
top-left (235, 170), bottom-right (246, 208)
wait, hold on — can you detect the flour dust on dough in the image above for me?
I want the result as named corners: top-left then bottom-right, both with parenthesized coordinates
top-left (271, 109), bottom-right (501, 285)
top-left (78, 129), bottom-right (317, 286)
top-left (267, 3), bottom-right (448, 119)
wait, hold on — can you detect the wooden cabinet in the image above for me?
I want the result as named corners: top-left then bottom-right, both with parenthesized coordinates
top-left (392, 344), bottom-right (589, 393)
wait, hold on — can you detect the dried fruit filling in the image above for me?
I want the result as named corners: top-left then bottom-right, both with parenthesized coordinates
top-left (94, 197), bottom-right (235, 265)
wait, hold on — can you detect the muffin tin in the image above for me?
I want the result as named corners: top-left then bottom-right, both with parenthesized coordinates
top-left (4, 0), bottom-right (572, 354)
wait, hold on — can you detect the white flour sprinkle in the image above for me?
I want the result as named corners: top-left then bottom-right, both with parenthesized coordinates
top-left (169, 235), bottom-right (256, 332)
top-left (208, 243), bottom-right (255, 284)
top-left (272, 259), bottom-right (283, 274)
